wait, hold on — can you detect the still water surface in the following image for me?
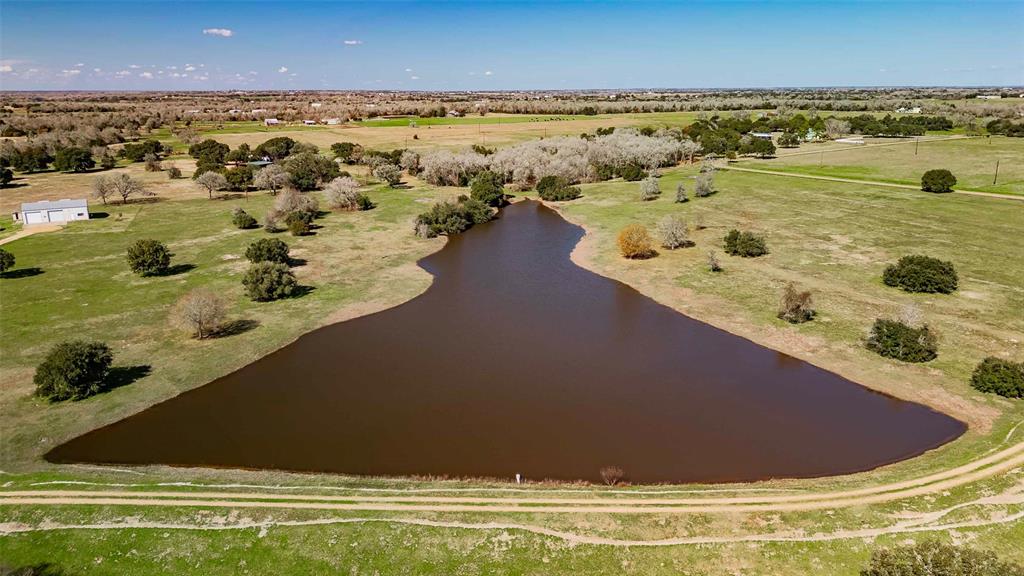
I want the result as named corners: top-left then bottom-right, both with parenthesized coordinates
top-left (48, 200), bottom-right (965, 483)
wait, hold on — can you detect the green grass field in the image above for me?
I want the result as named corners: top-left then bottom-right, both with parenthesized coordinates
top-left (738, 136), bottom-right (1024, 195)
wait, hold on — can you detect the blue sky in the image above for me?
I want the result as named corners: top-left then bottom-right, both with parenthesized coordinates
top-left (1, 1), bottom-right (1022, 90)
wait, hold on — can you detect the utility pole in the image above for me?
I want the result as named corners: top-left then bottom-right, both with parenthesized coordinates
top-left (993, 159), bottom-right (1000, 186)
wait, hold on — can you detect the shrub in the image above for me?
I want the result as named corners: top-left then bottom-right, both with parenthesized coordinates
top-left (882, 255), bottom-right (958, 294)
top-left (694, 172), bottom-right (715, 197)
top-left (618, 224), bottom-right (656, 259)
top-left (536, 175), bottom-right (581, 201)
top-left (470, 170), bottom-right (506, 207)
top-left (600, 466), bottom-right (624, 486)
top-left (143, 153), bottom-right (162, 172)
top-left (243, 262), bottom-right (297, 301)
top-left (723, 229), bottom-right (768, 257)
top-left (619, 163), bottom-right (643, 182)
top-left (862, 541), bottom-right (1024, 576)
top-left (231, 208), bottom-right (257, 229)
top-left (970, 357), bottom-right (1024, 398)
top-left (33, 340), bottom-right (113, 402)
top-left (658, 215), bottom-right (691, 249)
top-left (166, 166), bottom-right (182, 179)
top-left (0, 247), bottom-right (14, 273)
top-left (264, 209), bottom-right (283, 233)
top-left (274, 188), bottom-right (319, 219)
top-left (639, 177), bottom-right (660, 201)
top-left (707, 250), bottom-right (722, 272)
top-left (674, 183), bottom-right (688, 203)
top-left (921, 169), bottom-right (956, 193)
top-left (778, 283), bottom-right (815, 323)
top-left (246, 238), bottom-right (290, 264)
top-left (866, 318), bottom-right (938, 363)
top-left (372, 163), bottom-right (402, 187)
top-left (170, 289), bottom-right (227, 339)
top-left (126, 239), bottom-right (172, 276)
top-left (286, 211), bottom-right (313, 236)
top-left (324, 176), bottom-right (372, 211)
top-left (414, 198), bottom-right (493, 238)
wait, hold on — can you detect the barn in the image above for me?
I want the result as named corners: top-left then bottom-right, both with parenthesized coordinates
top-left (15, 199), bottom-right (90, 226)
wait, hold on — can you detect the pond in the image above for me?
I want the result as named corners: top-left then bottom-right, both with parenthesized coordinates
top-left (47, 200), bottom-right (965, 483)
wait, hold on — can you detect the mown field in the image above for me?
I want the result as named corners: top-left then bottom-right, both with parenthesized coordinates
top-left (2, 118), bottom-right (1023, 574)
top-left (738, 136), bottom-right (1024, 196)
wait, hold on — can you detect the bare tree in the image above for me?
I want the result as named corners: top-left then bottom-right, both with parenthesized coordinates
top-left (778, 283), bottom-right (815, 323)
top-left (658, 215), bottom-right (692, 249)
top-left (825, 118), bottom-right (851, 140)
top-left (707, 250), bottom-right (722, 272)
top-left (373, 163), bottom-right (402, 187)
top-left (324, 176), bottom-right (364, 210)
top-left (253, 164), bottom-right (290, 195)
top-left (695, 173), bottom-right (715, 197)
top-left (639, 176), bottom-right (660, 201)
top-left (195, 171), bottom-right (228, 199)
top-left (94, 173), bottom-right (152, 204)
top-left (600, 466), bottom-right (624, 486)
top-left (170, 289), bottom-right (227, 339)
top-left (91, 174), bottom-right (114, 205)
top-left (143, 153), bottom-right (162, 172)
top-left (675, 183), bottom-right (688, 203)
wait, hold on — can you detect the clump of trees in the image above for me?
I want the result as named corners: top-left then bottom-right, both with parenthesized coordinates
top-left (121, 139), bottom-right (165, 163)
top-left (53, 147), bottom-right (95, 172)
top-left (921, 169), bottom-right (957, 193)
top-left (778, 283), bottom-right (815, 323)
top-left (246, 238), bottom-right (290, 264)
top-left (618, 224), bottom-right (656, 259)
top-left (284, 152), bottom-right (341, 191)
top-left (243, 262), bottom-right (297, 301)
top-left (866, 318), bottom-right (938, 363)
top-left (324, 176), bottom-right (373, 211)
top-left (255, 137), bottom-right (298, 161)
top-left (724, 229), bottom-right (768, 257)
top-left (92, 173), bottom-right (152, 205)
top-left (470, 171), bottom-right (507, 207)
top-left (970, 357), bottom-right (1024, 398)
top-left (883, 255), bottom-right (958, 294)
top-left (985, 118), bottom-right (1024, 137)
top-left (126, 239), bottom-right (172, 276)
top-left (171, 289), bottom-right (227, 339)
top-left (33, 340), bottom-right (113, 402)
top-left (414, 197), bottom-right (493, 238)
top-left (331, 141), bottom-right (362, 163)
top-left (861, 541), bottom-right (1023, 576)
top-left (536, 175), bottom-right (581, 201)
top-left (231, 208), bottom-right (257, 229)
top-left (657, 216), bottom-right (691, 249)
top-left (189, 139), bottom-right (230, 177)
top-left (268, 188), bottom-right (320, 236)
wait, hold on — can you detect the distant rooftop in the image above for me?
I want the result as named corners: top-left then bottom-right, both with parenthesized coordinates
top-left (21, 198), bottom-right (88, 212)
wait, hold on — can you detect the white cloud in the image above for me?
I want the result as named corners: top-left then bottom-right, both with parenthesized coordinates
top-left (59, 69), bottom-right (81, 77)
top-left (74, 62), bottom-right (84, 67)
top-left (129, 64), bottom-right (140, 69)
top-left (93, 68), bottom-right (102, 73)
top-left (278, 66), bottom-right (288, 73)
top-left (202, 28), bottom-right (234, 37)
top-left (343, 39), bottom-right (363, 45)
top-left (405, 68), bottom-right (412, 72)
top-left (139, 72), bottom-right (154, 79)
top-left (410, 75), bottom-right (420, 80)
top-left (248, 71), bottom-right (258, 75)
top-left (184, 65), bottom-right (196, 72)
top-left (0, 65), bottom-right (12, 73)
top-left (484, 70), bottom-right (493, 76)
top-left (115, 70), bottom-right (131, 77)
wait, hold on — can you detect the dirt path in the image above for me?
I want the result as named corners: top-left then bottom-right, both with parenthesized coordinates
top-left (0, 224), bottom-right (61, 246)
top-left (721, 165), bottom-right (1023, 201)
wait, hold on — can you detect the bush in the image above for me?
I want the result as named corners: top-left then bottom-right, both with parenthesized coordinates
top-left (246, 238), bottom-right (290, 264)
top-left (921, 169), bottom-right (956, 193)
top-left (723, 229), bottom-right (768, 257)
top-left (639, 177), bottom-right (660, 201)
top-left (0, 247), bottom-right (14, 273)
top-left (862, 541), bottom-right (1024, 576)
top-left (170, 289), bottom-right (227, 339)
top-left (866, 318), bottom-right (938, 363)
top-left (707, 250), bottom-right (722, 272)
top-left (126, 239), bottom-right (172, 276)
top-left (470, 170), bottom-right (506, 207)
top-left (619, 163), bottom-right (643, 182)
top-left (674, 183), bottom-right (688, 203)
top-left (694, 173), bottom-right (715, 197)
top-left (286, 211), bottom-right (313, 236)
top-left (324, 176), bottom-right (373, 211)
top-left (274, 188), bottom-right (319, 219)
top-left (536, 175), bottom-right (581, 201)
top-left (33, 340), bottom-right (113, 402)
top-left (143, 153), bottom-right (162, 172)
top-left (882, 255), bottom-right (958, 294)
top-left (618, 224), bottom-right (656, 259)
top-left (657, 215), bottom-right (691, 249)
top-left (166, 166), bottom-right (182, 179)
top-left (372, 163), bottom-right (402, 187)
top-left (231, 208), bottom-right (257, 229)
top-left (414, 198), bottom-right (493, 238)
top-left (970, 357), bottom-right (1024, 398)
top-left (243, 261), bottom-right (297, 301)
top-left (778, 283), bottom-right (815, 323)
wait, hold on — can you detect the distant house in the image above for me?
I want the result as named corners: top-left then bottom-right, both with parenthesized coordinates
top-left (447, 110), bottom-right (462, 117)
top-left (15, 199), bottom-right (90, 226)
top-left (228, 109), bottom-right (243, 114)
top-left (976, 95), bottom-right (1002, 100)
top-left (310, 102), bottom-right (323, 109)
top-left (896, 106), bottom-right (922, 114)
top-left (324, 118), bottom-right (341, 125)
top-left (247, 160), bottom-right (273, 168)
top-left (750, 132), bottom-right (773, 140)
top-left (264, 118), bottom-right (280, 126)
top-left (303, 120), bottom-right (317, 126)
top-left (835, 137), bottom-right (866, 145)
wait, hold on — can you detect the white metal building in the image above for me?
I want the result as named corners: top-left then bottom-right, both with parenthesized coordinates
top-left (15, 199), bottom-right (90, 226)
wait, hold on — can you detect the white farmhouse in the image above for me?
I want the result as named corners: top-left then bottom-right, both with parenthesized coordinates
top-left (264, 118), bottom-right (280, 126)
top-left (15, 199), bottom-right (90, 226)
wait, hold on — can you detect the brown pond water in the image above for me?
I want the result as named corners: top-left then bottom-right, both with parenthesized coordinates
top-left (47, 200), bottom-right (965, 483)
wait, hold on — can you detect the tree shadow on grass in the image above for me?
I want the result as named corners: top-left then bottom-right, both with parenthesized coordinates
top-left (102, 365), bottom-right (152, 394)
top-left (88, 211), bottom-right (110, 219)
top-left (2, 563), bottom-right (78, 576)
top-left (211, 319), bottom-right (260, 338)
top-left (288, 257), bottom-right (308, 268)
top-left (158, 263), bottom-right (196, 276)
top-left (0, 267), bottom-right (44, 279)
top-left (290, 285), bottom-right (315, 299)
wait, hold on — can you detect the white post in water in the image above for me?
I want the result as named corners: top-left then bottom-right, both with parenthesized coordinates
top-left (515, 473), bottom-right (521, 484)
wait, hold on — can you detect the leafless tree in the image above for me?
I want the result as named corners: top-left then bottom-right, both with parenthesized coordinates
top-left (94, 173), bottom-right (152, 204)
top-left (170, 288), bottom-right (227, 339)
top-left (144, 153), bottom-right (162, 172)
top-left (658, 215), bottom-right (691, 249)
top-left (324, 176), bottom-right (363, 210)
top-left (707, 250), bottom-right (722, 272)
top-left (195, 171), bottom-right (228, 199)
top-left (778, 283), bottom-right (815, 323)
top-left (373, 163), bottom-right (402, 187)
top-left (695, 173), bottom-right (715, 197)
top-left (825, 118), bottom-right (851, 140)
top-left (600, 466), bottom-right (624, 486)
top-left (639, 176), bottom-right (661, 201)
top-left (91, 175), bottom-right (114, 205)
top-left (253, 164), bottom-right (291, 195)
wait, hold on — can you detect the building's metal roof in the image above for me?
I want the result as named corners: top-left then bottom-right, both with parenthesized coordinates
top-left (21, 198), bottom-right (88, 212)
